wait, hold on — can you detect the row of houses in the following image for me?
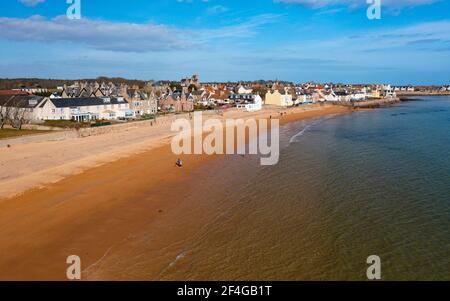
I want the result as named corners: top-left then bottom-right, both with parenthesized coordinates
top-left (1, 77), bottom-right (406, 125)
top-left (1, 86), bottom-right (199, 123)
top-left (48, 78), bottom-right (402, 111)
top-left (0, 94), bottom-right (135, 123)
top-left (0, 84), bottom-right (395, 125)
top-left (0, 89), bottom-right (260, 124)
top-left (393, 85), bottom-right (450, 92)
top-left (262, 84), bottom-right (397, 106)
top-left (13, 85), bottom-right (48, 94)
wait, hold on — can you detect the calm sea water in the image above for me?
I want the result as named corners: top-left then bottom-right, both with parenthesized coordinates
top-left (90, 97), bottom-right (450, 280)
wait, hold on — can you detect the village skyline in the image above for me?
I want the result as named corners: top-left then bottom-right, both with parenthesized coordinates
top-left (1, 76), bottom-right (450, 88)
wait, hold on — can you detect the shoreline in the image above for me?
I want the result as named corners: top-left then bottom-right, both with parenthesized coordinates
top-left (396, 92), bottom-right (450, 96)
top-left (0, 104), bottom-right (355, 200)
top-left (0, 103), bottom-right (375, 280)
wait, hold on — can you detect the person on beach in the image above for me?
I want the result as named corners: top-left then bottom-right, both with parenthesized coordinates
top-left (176, 159), bottom-right (183, 168)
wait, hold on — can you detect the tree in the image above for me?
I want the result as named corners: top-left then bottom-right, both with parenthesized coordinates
top-left (188, 84), bottom-right (197, 93)
top-left (0, 103), bottom-right (6, 129)
top-left (5, 98), bottom-right (31, 130)
top-left (170, 82), bottom-right (182, 91)
top-left (9, 106), bottom-right (29, 130)
top-left (252, 86), bottom-right (268, 98)
top-left (0, 96), bottom-right (14, 129)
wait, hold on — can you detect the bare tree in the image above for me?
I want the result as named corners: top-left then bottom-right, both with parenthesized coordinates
top-left (0, 103), bottom-right (6, 129)
top-left (0, 96), bottom-right (14, 129)
top-left (9, 107), bottom-right (29, 130)
top-left (1, 97), bottom-right (31, 130)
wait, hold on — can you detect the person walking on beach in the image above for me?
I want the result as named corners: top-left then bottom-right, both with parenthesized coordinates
top-left (176, 158), bottom-right (183, 168)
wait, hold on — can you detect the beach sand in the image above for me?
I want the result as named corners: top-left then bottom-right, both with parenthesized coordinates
top-left (0, 104), bottom-right (354, 280)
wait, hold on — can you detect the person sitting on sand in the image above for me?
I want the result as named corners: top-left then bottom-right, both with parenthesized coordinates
top-left (176, 159), bottom-right (183, 168)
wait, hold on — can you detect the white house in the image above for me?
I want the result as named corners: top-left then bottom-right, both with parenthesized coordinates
top-left (381, 85), bottom-right (397, 98)
top-left (293, 93), bottom-right (314, 105)
top-left (50, 92), bottom-right (62, 99)
top-left (0, 94), bottom-right (45, 124)
top-left (37, 97), bottom-right (134, 122)
top-left (318, 90), bottom-right (339, 102)
top-left (350, 91), bottom-right (367, 101)
top-left (238, 85), bottom-right (253, 95)
top-left (236, 95), bottom-right (263, 112)
top-left (14, 86), bottom-right (48, 94)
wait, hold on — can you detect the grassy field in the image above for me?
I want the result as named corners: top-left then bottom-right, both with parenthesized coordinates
top-left (0, 128), bottom-right (50, 140)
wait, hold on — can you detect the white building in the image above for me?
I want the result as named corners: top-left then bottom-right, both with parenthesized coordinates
top-left (350, 91), bottom-right (367, 101)
top-left (236, 95), bottom-right (263, 112)
top-left (14, 86), bottom-right (48, 94)
top-left (381, 85), bottom-right (397, 98)
top-left (0, 94), bottom-right (45, 124)
top-left (37, 97), bottom-right (134, 122)
top-left (318, 90), bottom-right (339, 102)
top-left (238, 85), bottom-right (253, 94)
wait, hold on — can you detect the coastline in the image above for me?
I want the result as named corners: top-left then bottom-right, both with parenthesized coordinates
top-left (0, 103), bottom-right (369, 280)
top-left (0, 104), bottom-right (354, 200)
top-left (396, 91), bottom-right (450, 97)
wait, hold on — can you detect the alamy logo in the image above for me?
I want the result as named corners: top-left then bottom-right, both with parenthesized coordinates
top-left (367, 0), bottom-right (382, 20)
top-left (66, 255), bottom-right (81, 280)
top-left (366, 255), bottom-right (382, 280)
top-left (66, 0), bottom-right (81, 20)
top-left (171, 112), bottom-right (280, 166)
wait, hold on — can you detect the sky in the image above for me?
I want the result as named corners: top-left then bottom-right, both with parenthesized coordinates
top-left (0, 0), bottom-right (449, 84)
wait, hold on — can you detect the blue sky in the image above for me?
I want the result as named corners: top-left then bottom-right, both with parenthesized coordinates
top-left (0, 0), bottom-right (449, 84)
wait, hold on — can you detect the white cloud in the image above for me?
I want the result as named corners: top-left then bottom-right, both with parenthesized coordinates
top-left (275, 20), bottom-right (450, 69)
top-left (0, 15), bottom-right (190, 52)
top-left (350, 20), bottom-right (450, 50)
top-left (0, 14), bottom-right (280, 53)
top-left (18, 0), bottom-right (45, 6)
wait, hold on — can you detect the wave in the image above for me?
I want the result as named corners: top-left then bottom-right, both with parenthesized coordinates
top-left (289, 115), bottom-right (337, 144)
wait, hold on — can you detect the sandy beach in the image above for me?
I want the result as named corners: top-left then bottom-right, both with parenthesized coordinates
top-left (0, 104), bottom-right (354, 280)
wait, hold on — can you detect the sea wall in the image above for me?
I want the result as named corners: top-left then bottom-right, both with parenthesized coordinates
top-left (74, 111), bottom-right (225, 138)
top-left (396, 91), bottom-right (450, 96)
top-left (333, 97), bottom-right (401, 109)
top-left (0, 111), bottom-right (224, 147)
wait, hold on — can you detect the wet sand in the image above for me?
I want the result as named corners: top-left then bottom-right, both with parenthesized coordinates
top-left (0, 104), bottom-right (354, 280)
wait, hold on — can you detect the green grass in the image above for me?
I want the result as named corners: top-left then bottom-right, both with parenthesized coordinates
top-left (0, 128), bottom-right (50, 140)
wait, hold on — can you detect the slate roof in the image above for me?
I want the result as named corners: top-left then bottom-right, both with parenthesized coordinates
top-left (50, 97), bottom-right (128, 108)
top-left (0, 95), bottom-right (44, 108)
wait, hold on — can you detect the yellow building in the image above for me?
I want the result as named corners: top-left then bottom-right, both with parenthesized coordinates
top-left (371, 89), bottom-right (381, 98)
top-left (265, 90), bottom-right (293, 107)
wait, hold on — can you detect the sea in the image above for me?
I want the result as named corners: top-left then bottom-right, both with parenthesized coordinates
top-left (88, 96), bottom-right (450, 280)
